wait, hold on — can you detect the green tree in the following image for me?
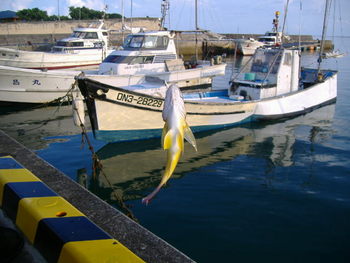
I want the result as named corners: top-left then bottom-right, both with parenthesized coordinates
top-left (17, 8), bottom-right (49, 21)
top-left (69, 6), bottom-right (105, 20)
top-left (48, 15), bottom-right (70, 21)
top-left (107, 13), bottom-right (122, 19)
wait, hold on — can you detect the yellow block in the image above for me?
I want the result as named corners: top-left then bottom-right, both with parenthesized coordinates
top-left (0, 169), bottom-right (40, 204)
top-left (16, 196), bottom-right (85, 243)
top-left (58, 239), bottom-right (145, 263)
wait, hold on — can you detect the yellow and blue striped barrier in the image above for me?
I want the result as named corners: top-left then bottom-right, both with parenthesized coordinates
top-left (0, 156), bottom-right (145, 263)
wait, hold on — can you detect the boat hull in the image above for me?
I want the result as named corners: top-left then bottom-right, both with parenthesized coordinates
top-left (0, 63), bottom-right (225, 104)
top-left (0, 47), bottom-right (112, 69)
top-left (237, 40), bottom-right (264, 56)
top-left (0, 65), bottom-right (78, 103)
top-left (255, 71), bottom-right (337, 119)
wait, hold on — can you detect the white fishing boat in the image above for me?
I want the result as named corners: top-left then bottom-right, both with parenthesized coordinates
top-left (236, 38), bottom-right (265, 56)
top-left (0, 20), bottom-right (113, 69)
top-left (322, 49), bottom-right (346, 59)
top-left (231, 47), bottom-right (337, 119)
top-left (236, 11), bottom-right (284, 56)
top-left (0, 30), bottom-right (225, 104)
top-left (77, 44), bottom-right (337, 142)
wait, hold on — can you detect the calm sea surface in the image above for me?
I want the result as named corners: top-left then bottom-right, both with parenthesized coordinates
top-left (1, 38), bottom-right (349, 262)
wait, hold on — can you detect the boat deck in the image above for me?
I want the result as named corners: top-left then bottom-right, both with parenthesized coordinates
top-left (183, 89), bottom-right (245, 103)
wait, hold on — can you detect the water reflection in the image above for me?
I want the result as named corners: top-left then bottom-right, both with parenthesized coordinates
top-left (0, 105), bottom-right (89, 150)
top-left (88, 103), bottom-right (335, 203)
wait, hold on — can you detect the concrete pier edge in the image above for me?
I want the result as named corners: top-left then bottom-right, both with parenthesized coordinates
top-left (0, 129), bottom-right (194, 263)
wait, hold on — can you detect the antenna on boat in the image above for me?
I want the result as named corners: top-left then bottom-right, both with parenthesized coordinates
top-left (195, 0), bottom-right (199, 61)
top-left (317, 0), bottom-right (331, 75)
top-left (57, 0), bottom-right (60, 21)
top-left (160, 0), bottom-right (170, 30)
top-left (102, 5), bottom-right (107, 21)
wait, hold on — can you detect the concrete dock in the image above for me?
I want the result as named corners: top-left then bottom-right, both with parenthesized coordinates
top-left (0, 129), bottom-right (194, 263)
top-left (0, 18), bottom-right (332, 57)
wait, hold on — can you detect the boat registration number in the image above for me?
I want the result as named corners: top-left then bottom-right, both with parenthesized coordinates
top-left (116, 92), bottom-right (163, 108)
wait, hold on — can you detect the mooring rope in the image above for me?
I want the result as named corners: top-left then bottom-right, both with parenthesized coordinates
top-left (30, 82), bottom-right (77, 110)
top-left (71, 81), bottom-right (138, 222)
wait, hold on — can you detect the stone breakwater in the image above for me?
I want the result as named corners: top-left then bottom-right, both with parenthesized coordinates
top-left (0, 19), bottom-right (331, 56)
top-left (0, 18), bottom-right (160, 47)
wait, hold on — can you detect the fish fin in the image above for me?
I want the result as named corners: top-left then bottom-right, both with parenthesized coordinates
top-left (184, 122), bottom-right (197, 151)
top-left (161, 123), bottom-right (168, 148)
top-left (163, 129), bottom-right (173, 150)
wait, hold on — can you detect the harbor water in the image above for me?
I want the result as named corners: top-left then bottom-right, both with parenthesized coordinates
top-left (0, 37), bottom-right (349, 262)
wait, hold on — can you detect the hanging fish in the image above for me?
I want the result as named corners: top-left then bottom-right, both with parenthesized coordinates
top-left (142, 84), bottom-right (197, 204)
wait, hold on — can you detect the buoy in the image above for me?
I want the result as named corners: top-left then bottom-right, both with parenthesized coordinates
top-left (72, 95), bottom-right (85, 126)
top-left (214, 55), bottom-right (222, 65)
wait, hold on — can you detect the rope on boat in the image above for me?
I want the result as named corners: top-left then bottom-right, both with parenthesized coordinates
top-left (31, 82), bottom-right (77, 110)
top-left (71, 80), bottom-right (138, 222)
top-left (8, 82), bottom-right (79, 135)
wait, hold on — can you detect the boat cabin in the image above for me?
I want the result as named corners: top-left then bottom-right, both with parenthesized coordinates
top-left (231, 47), bottom-right (300, 100)
top-left (51, 20), bottom-right (109, 54)
top-left (98, 31), bottom-right (179, 75)
top-left (258, 31), bottom-right (282, 46)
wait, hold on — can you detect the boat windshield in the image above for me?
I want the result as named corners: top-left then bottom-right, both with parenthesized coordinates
top-left (123, 35), bottom-right (169, 50)
top-left (103, 55), bottom-right (154, 64)
top-left (258, 37), bottom-right (276, 43)
top-left (250, 49), bottom-right (282, 74)
top-left (71, 31), bottom-right (99, 39)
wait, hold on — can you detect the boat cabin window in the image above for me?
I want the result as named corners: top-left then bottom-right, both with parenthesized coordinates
top-left (56, 41), bottom-right (84, 47)
top-left (103, 55), bottom-right (154, 64)
top-left (129, 56), bottom-right (154, 64)
top-left (52, 47), bottom-right (63, 52)
top-left (258, 37), bottom-right (275, 43)
top-left (251, 50), bottom-right (282, 74)
top-left (102, 32), bottom-right (108, 36)
top-left (123, 35), bottom-right (169, 50)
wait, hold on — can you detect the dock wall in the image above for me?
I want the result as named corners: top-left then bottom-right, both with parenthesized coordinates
top-left (0, 19), bottom-right (332, 55)
top-left (0, 18), bottom-right (160, 35)
top-left (0, 130), bottom-right (194, 263)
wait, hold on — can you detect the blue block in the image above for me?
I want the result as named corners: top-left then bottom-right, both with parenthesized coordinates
top-left (34, 216), bottom-right (111, 263)
top-left (0, 158), bottom-right (23, 169)
top-left (2, 181), bottom-right (57, 221)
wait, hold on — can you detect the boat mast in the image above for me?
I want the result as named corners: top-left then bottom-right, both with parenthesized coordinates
top-left (281, 0), bottom-right (290, 43)
top-left (130, 0), bottom-right (133, 29)
top-left (121, 0), bottom-right (125, 41)
top-left (317, 0), bottom-right (331, 74)
top-left (195, 0), bottom-right (199, 61)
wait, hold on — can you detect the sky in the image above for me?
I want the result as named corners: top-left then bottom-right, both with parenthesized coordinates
top-left (2, 0), bottom-right (350, 37)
